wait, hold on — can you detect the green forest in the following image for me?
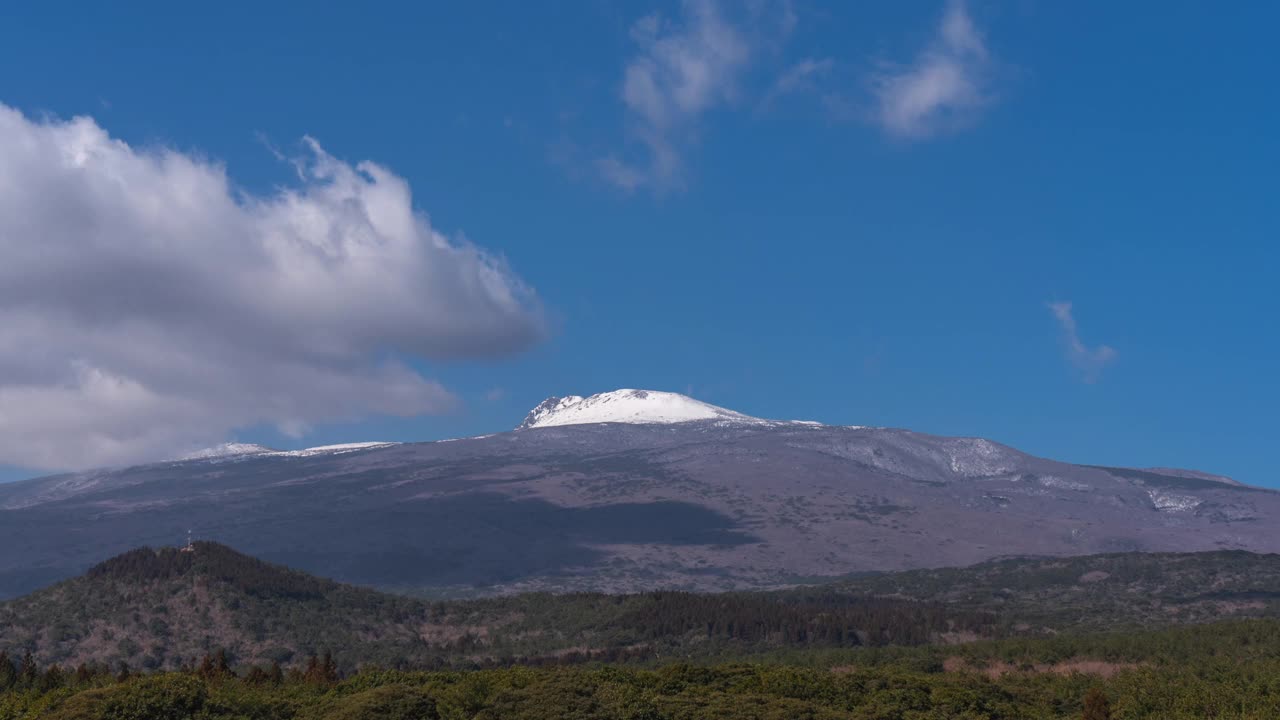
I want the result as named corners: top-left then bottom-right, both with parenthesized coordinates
top-left (7, 544), bottom-right (1280, 718)
top-left (4, 618), bottom-right (1280, 719)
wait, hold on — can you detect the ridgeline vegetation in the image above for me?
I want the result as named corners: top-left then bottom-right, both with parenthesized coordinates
top-left (0, 543), bottom-right (1000, 672)
top-left (4, 543), bottom-right (1280, 717)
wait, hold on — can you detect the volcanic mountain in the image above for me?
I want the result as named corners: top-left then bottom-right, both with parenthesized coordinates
top-left (0, 389), bottom-right (1275, 599)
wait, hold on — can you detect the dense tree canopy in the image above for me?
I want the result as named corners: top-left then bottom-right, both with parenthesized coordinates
top-left (0, 619), bottom-right (1278, 719)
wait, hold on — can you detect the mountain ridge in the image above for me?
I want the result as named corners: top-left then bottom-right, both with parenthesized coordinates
top-left (0, 389), bottom-right (1271, 600)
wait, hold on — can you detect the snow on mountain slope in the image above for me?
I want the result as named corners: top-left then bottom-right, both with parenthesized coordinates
top-left (270, 442), bottom-right (399, 457)
top-left (179, 442), bottom-right (398, 462)
top-left (517, 389), bottom-right (776, 430)
top-left (180, 443), bottom-right (274, 460)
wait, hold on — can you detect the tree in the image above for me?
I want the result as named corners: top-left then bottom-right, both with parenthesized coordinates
top-left (17, 652), bottom-right (38, 688)
top-left (304, 652), bottom-right (339, 686)
top-left (214, 649), bottom-right (232, 677)
top-left (1082, 687), bottom-right (1112, 720)
top-left (322, 651), bottom-right (340, 684)
top-left (39, 665), bottom-right (64, 692)
top-left (303, 654), bottom-right (320, 684)
top-left (0, 651), bottom-right (15, 690)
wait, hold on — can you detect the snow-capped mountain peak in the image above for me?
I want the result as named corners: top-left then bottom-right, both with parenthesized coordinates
top-left (516, 389), bottom-right (773, 430)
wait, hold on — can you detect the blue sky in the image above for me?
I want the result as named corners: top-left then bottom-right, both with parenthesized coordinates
top-left (0, 2), bottom-right (1276, 485)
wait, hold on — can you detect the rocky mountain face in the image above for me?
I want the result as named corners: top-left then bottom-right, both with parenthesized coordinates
top-left (0, 390), bottom-right (1275, 599)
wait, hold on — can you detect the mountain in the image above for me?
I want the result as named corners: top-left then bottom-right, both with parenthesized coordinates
top-left (0, 389), bottom-right (1275, 599)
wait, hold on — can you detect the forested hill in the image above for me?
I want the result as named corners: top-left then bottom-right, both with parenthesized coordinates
top-left (5, 543), bottom-right (1280, 674)
top-left (0, 543), bottom-right (993, 672)
top-left (0, 543), bottom-right (432, 672)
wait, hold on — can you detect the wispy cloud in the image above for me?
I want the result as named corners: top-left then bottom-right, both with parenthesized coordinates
top-left (1049, 302), bottom-right (1116, 383)
top-left (601, 0), bottom-right (791, 191)
top-left (872, 0), bottom-right (993, 138)
top-left (761, 57), bottom-right (834, 108)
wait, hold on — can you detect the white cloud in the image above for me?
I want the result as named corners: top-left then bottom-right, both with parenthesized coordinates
top-left (603, 0), bottom-right (790, 191)
top-left (0, 103), bottom-right (545, 470)
top-left (1049, 302), bottom-right (1116, 383)
top-left (873, 0), bottom-right (992, 138)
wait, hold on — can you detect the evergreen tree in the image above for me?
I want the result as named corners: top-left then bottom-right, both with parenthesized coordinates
top-left (269, 661), bottom-right (284, 685)
top-left (322, 651), bottom-right (339, 684)
top-left (1082, 687), bottom-right (1112, 720)
top-left (303, 654), bottom-right (320, 684)
top-left (39, 665), bottom-right (64, 693)
top-left (214, 649), bottom-right (232, 677)
top-left (245, 665), bottom-right (268, 684)
top-left (17, 652), bottom-right (38, 688)
top-left (0, 651), bottom-right (15, 690)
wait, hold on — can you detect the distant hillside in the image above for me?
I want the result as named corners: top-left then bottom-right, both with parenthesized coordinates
top-left (0, 543), bottom-right (993, 671)
top-left (6, 543), bottom-right (1280, 674)
top-left (823, 549), bottom-right (1280, 631)
top-left (0, 543), bottom-right (433, 672)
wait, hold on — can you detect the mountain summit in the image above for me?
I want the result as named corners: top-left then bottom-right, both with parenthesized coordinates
top-left (517, 389), bottom-right (773, 430)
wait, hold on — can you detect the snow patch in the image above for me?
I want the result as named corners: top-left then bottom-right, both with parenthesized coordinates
top-left (517, 389), bottom-right (778, 430)
top-left (945, 438), bottom-right (1015, 477)
top-left (180, 443), bottom-right (274, 460)
top-left (270, 442), bottom-right (398, 457)
top-left (1148, 489), bottom-right (1201, 513)
top-left (1039, 476), bottom-right (1090, 492)
top-left (180, 441), bottom-right (398, 462)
